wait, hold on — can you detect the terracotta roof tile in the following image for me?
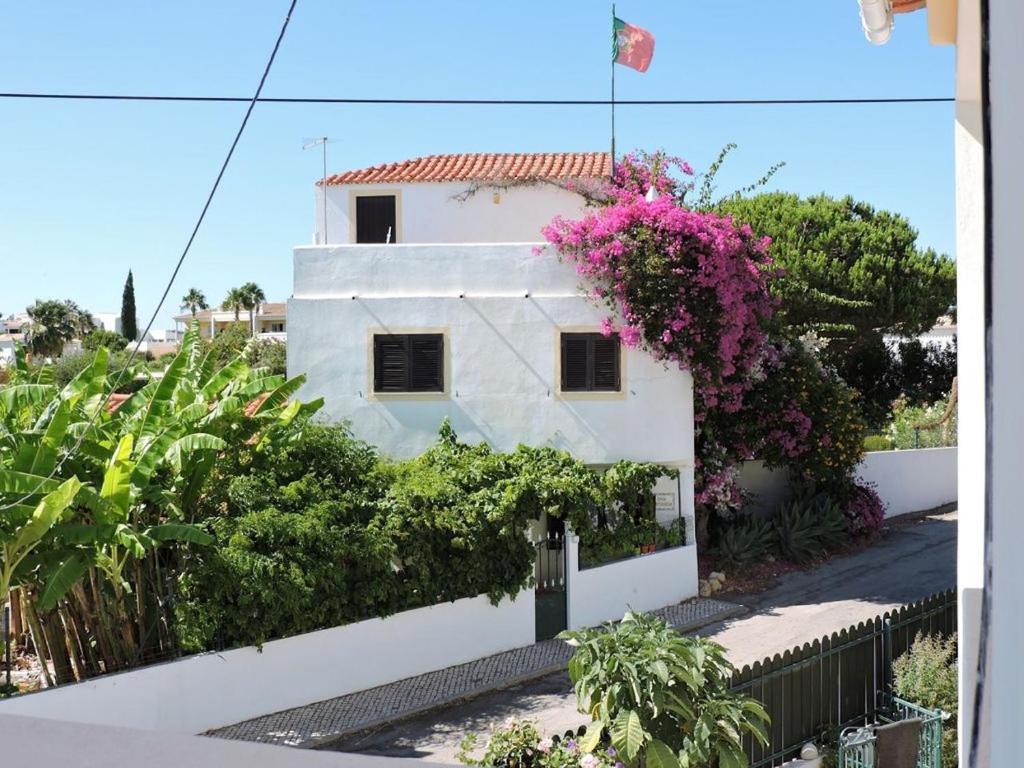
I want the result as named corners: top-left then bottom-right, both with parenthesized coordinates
top-left (893, 0), bottom-right (926, 11)
top-left (323, 152), bottom-right (612, 186)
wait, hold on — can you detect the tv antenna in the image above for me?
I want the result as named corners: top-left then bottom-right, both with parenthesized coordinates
top-left (303, 136), bottom-right (335, 244)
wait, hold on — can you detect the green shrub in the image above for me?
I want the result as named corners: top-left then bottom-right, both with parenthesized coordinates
top-left (893, 633), bottom-right (958, 768)
top-left (83, 328), bottom-right (129, 352)
top-left (560, 611), bottom-right (768, 768)
top-left (773, 491), bottom-right (848, 564)
top-left (712, 515), bottom-right (775, 566)
top-left (886, 395), bottom-right (957, 449)
top-left (177, 421), bottom-right (672, 650)
top-left (863, 434), bottom-right (893, 452)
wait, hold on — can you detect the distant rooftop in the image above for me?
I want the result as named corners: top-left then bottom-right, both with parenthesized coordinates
top-left (322, 152), bottom-right (612, 186)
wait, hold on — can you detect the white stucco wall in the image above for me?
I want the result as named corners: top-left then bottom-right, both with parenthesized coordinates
top-left (0, 591), bottom-right (534, 736)
top-left (951, 2), bottom-right (987, 764)
top-left (288, 244), bottom-right (695, 484)
top-left (565, 535), bottom-right (698, 630)
top-left (314, 181), bottom-right (591, 245)
top-left (736, 448), bottom-right (958, 519)
top-left (979, 1), bottom-right (1024, 763)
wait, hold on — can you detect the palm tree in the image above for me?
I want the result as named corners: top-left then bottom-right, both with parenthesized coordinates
top-left (222, 288), bottom-right (247, 323)
top-left (239, 282), bottom-right (266, 337)
top-left (180, 288), bottom-right (209, 317)
top-left (25, 299), bottom-right (82, 358)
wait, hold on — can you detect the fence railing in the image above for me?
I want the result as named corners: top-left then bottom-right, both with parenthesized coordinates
top-left (729, 589), bottom-right (957, 768)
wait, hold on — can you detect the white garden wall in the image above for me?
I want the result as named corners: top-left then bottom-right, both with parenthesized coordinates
top-left (565, 536), bottom-right (698, 630)
top-left (0, 590), bottom-right (534, 735)
top-left (736, 447), bottom-right (958, 518)
top-left (857, 447), bottom-right (957, 517)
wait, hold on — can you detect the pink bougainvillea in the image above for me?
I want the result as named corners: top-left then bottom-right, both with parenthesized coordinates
top-left (542, 151), bottom-right (864, 522)
top-left (543, 153), bottom-right (777, 415)
top-left (844, 482), bottom-right (886, 537)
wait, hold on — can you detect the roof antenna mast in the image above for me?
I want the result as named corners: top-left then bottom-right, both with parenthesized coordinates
top-left (303, 136), bottom-right (332, 244)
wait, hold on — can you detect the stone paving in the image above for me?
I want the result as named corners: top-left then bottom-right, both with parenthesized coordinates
top-left (208, 597), bottom-right (743, 749)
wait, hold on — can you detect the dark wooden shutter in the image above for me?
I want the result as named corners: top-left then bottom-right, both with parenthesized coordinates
top-left (356, 195), bottom-right (397, 244)
top-left (374, 335), bottom-right (409, 392)
top-left (561, 332), bottom-right (620, 392)
top-left (373, 333), bottom-right (443, 392)
top-left (592, 335), bottom-right (621, 390)
top-left (561, 335), bottom-right (590, 391)
top-left (409, 335), bottom-right (444, 391)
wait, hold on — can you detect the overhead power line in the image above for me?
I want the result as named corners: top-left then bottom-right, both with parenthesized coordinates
top-left (0, 92), bottom-right (954, 106)
top-left (0, 0), bottom-right (301, 513)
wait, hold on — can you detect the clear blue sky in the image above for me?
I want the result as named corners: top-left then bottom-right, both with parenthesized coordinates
top-left (0, 1), bottom-right (954, 329)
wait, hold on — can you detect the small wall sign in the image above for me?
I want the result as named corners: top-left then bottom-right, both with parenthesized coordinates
top-left (655, 492), bottom-right (676, 511)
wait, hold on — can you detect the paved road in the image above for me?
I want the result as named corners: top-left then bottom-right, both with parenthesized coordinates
top-left (325, 509), bottom-right (956, 763)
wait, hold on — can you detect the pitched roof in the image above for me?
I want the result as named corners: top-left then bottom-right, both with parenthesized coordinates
top-left (323, 152), bottom-right (612, 186)
top-left (893, 0), bottom-right (925, 11)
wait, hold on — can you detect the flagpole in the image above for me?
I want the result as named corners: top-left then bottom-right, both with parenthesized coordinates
top-left (610, 3), bottom-right (616, 177)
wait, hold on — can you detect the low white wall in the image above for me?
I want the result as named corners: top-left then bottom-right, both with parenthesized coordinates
top-left (858, 447), bottom-right (957, 517)
top-left (565, 536), bottom-right (698, 630)
top-left (0, 590), bottom-right (535, 735)
top-left (737, 447), bottom-right (958, 518)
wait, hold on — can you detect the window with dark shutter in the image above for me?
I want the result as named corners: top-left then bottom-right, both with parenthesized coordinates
top-left (560, 332), bottom-right (621, 392)
top-left (373, 334), bottom-right (444, 393)
top-left (356, 195), bottom-right (397, 244)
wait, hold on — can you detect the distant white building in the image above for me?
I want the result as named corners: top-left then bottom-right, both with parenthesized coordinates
top-left (289, 150), bottom-right (696, 525)
top-left (173, 302), bottom-right (286, 341)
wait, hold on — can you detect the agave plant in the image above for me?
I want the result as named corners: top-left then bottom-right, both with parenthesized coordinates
top-left (712, 515), bottom-right (775, 566)
top-left (0, 324), bottom-right (321, 682)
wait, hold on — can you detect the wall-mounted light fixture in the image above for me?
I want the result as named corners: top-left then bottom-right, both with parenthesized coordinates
top-left (859, 0), bottom-right (893, 45)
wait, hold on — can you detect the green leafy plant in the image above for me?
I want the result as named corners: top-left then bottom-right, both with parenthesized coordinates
top-left (772, 492), bottom-right (848, 564)
top-left (893, 633), bottom-right (958, 768)
top-left (0, 323), bottom-right (320, 683)
top-left (177, 421), bottom-right (673, 651)
top-left (863, 434), bottom-right (893, 452)
top-left (560, 611), bottom-right (768, 768)
top-left (712, 515), bottom-right (774, 566)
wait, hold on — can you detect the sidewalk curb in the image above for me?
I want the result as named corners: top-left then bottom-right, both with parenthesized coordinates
top-left (301, 655), bottom-right (572, 750)
top-left (303, 600), bottom-right (749, 751)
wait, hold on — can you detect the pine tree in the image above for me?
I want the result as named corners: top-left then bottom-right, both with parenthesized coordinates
top-left (121, 270), bottom-right (138, 341)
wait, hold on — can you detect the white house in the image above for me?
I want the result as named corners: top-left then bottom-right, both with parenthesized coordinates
top-left (172, 302), bottom-right (287, 341)
top-left (289, 150), bottom-right (695, 516)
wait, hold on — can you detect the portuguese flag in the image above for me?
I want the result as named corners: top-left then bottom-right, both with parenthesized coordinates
top-left (613, 17), bottom-right (655, 72)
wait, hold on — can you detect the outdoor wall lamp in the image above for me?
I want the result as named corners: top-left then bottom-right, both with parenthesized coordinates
top-left (859, 0), bottom-right (894, 45)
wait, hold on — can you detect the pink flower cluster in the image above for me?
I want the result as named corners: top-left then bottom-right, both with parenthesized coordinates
top-left (845, 482), bottom-right (886, 537)
top-left (543, 155), bottom-right (776, 416)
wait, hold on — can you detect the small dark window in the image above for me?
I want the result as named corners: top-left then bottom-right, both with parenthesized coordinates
top-left (560, 333), bottom-right (621, 392)
top-left (373, 334), bottom-right (444, 393)
top-left (356, 195), bottom-right (397, 244)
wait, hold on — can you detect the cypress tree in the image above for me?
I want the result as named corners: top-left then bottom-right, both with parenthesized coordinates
top-left (121, 269), bottom-right (138, 341)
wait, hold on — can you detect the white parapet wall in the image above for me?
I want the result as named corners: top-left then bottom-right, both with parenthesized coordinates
top-left (857, 447), bottom-right (957, 517)
top-left (737, 447), bottom-right (958, 518)
top-left (565, 536), bottom-right (699, 630)
top-left (0, 590), bottom-right (535, 735)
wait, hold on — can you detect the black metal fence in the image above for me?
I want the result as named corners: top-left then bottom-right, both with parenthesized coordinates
top-left (729, 589), bottom-right (957, 768)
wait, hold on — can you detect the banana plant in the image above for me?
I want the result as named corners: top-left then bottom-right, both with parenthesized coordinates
top-left (0, 322), bottom-right (321, 678)
top-left (0, 477), bottom-right (83, 607)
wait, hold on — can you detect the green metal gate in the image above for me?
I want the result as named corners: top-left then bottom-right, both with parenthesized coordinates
top-left (534, 531), bottom-right (567, 641)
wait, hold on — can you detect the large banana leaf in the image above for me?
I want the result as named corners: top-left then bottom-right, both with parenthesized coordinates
top-left (99, 434), bottom-right (135, 519)
top-left (10, 477), bottom-right (83, 554)
top-left (0, 384), bottom-right (56, 418)
top-left (25, 398), bottom-right (72, 476)
top-left (145, 523), bottom-right (213, 546)
top-left (163, 433), bottom-right (226, 473)
top-left (252, 375), bottom-right (306, 416)
top-left (37, 553), bottom-right (91, 610)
